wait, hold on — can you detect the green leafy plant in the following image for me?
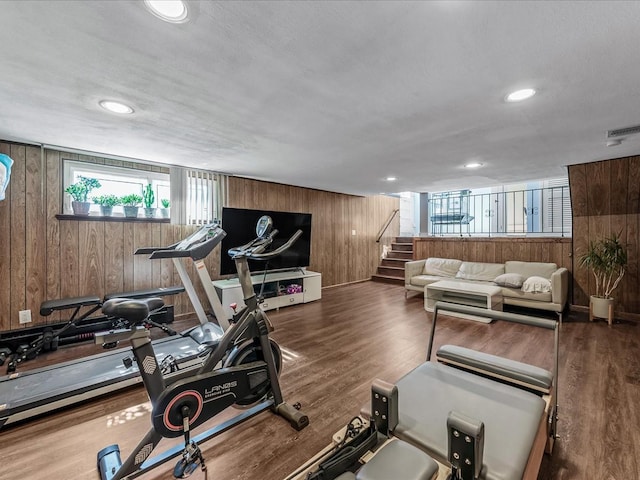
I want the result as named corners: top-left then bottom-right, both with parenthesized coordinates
top-left (92, 194), bottom-right (120, 207)
top-left (120, 194), bottom-right (143, 207)
top-left (160, 198), bottom-right (170, 208)
top-left (143, 184), bottom-right (155, 208)
top-left (578, 232), bottom-right (628, 298)
top-left (64, 176), bottom-right (101, 202)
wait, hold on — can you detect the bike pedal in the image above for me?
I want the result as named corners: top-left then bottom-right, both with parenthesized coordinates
top-left (173, 458), bottom-right (199, 478)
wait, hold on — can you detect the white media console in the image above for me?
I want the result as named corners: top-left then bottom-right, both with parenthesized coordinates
top-left (213, 269), bottom-right (322, 319)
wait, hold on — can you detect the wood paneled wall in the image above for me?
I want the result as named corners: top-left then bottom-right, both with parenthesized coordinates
top-left (0, 141), bottom-right (214, 330)
top-left (0, 141), bottom-right (399, 331)
top-left (569, 156), bottom-right (640, 315)
top-left (413, 237), bottom-right (572, 272)
top-left (227, 177), bottom-right (399, 288)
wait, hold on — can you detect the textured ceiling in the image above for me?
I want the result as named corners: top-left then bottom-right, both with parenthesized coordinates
top-left (1, 1), bottom-right (640, 195)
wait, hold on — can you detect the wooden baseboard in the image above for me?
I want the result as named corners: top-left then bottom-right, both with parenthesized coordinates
top-left (323, 278), bottom-right (371, 289)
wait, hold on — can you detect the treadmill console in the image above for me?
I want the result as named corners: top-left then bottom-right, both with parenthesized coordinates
top-left (141, 224), bottom-right (226, 261)
top-left (176, 224), bottom-right (225, 251)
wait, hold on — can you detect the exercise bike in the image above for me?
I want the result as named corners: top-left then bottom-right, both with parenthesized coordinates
top-left (97, 215), bottom-right (309, 480)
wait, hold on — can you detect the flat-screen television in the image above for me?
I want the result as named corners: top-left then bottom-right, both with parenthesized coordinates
top-left (220, 207), bottom-right (312, 276)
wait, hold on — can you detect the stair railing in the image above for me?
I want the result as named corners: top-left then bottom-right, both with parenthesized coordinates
top-left (376, 209), bottom-right (399, 243)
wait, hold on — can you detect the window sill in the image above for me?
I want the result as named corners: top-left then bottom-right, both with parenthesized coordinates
top-left (56, 214), bottom-right (170, 223)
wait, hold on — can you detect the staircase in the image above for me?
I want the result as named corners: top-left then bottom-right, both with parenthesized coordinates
top-left (371, 237), bottom-right (414, 285)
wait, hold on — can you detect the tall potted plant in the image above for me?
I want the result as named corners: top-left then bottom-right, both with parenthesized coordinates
top-left (142, 184), bottom-right (156, 218)
top-left (121, 194), bottom-right (142, 218)
top-left (64, 176), bottom-right (101, 216)
top-left (578, 232), bottom-right (627, 325)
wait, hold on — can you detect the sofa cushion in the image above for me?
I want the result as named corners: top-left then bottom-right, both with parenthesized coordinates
top-left (410, 275), bottom-right (448, 287)
top-left (505, 261), bottom-right (557, 280)
top-left (423, 258), bottom-right (462, 277)
top-left (502, 287), bottom-right (552, 302)
top-left (455, 262), bottom-right (505, 282)
top-left (494, 273), bottom-right (525, 288)
top-left (521, 276), bottom-right (552, 294)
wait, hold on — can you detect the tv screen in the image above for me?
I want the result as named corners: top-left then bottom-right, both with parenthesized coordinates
top-left (220, 207), bottom-right (312, 276)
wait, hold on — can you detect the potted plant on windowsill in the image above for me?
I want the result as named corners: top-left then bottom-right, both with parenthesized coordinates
top-left (65, 176), bottom-right (101, 216)
top-left (160, 198), bottom-right (170, 218)
top-left (121, 194), bottom-right (143, 218)
top-left (143, 184), bottom-right (156, 218)
top-left (92, 194), bottom-right (120, 217)
top-left (578, 232), bottom-right (628, 325)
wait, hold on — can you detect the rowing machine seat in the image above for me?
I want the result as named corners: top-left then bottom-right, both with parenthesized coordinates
top-left (356, 440), bottom-right (438, 480)
top-left (327, 440), bottom-right (438, 480)
top-left (335, 474), bottom-right (356, 480)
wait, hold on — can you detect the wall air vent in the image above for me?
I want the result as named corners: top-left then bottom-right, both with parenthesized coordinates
top-left (607, 124), bottom-right (640, 138)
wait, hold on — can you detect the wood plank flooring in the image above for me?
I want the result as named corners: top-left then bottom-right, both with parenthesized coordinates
top-left (0, 281), bottom-right (638, 480)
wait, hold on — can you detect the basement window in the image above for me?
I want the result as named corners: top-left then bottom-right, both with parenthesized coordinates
top-left (62, 160), bottom-right (170, 217)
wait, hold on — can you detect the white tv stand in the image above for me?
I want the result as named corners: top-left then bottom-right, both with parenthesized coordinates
top-left (213, 270), bottom-right (322, 319)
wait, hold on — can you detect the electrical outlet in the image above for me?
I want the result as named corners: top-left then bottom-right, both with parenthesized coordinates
top-left (19, 309), bottom-right (32, 324)
top-left (351, 229), bottom-right (356, 236)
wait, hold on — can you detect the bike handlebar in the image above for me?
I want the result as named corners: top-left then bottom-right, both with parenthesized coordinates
top-left (228, 229), bottom-right (303, 261)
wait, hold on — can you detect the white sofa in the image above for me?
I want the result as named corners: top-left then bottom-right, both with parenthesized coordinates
top-left (405, 257), bottom-right (569, 321)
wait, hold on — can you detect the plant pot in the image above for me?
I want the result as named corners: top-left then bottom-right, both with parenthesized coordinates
top-left (143, 207), bottom-right (156, 219)
top-left (99, 205), bottom-right (113, 216)
top-left (160, 208), bottom-right (170, 219)
top-left (123, 206), bottom-right (139, 218)
top-left (590, 295), bottom-right (614, 325)
top-left (71, 201), bottom-right (91, 216)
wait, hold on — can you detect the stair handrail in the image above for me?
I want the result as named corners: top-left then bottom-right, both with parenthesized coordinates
top-left (376, 209), bottom-right (399, 243)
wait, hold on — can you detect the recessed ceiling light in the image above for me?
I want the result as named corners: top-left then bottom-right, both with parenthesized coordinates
top-left (464, 162), bottom-right (483, 169)
top-left (505, 88), bottom-right (536, 102)
top-left (99, 100), bottom-right (134, 114)
top-left (386, 176), bottom-right (397, 182)
top-left (144, 0), bottom-right (189, 23)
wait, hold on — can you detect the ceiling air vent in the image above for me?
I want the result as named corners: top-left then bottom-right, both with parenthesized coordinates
top-left (607, 124), bottom-right (640, 138)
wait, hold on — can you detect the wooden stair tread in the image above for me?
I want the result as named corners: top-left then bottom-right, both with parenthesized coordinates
top-left (371, 274), bottom-right (404, 285)
top-left (378, 266), bottom-right (404, 272)
top-left (387, 252), bottom-right (413, 259)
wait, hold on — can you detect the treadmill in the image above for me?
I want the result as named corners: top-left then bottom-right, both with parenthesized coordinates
top-left (0, 224), bottom-right (228, 429)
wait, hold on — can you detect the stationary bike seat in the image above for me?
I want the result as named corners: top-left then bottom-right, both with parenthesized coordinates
top-left (102, 297), bottom-right (164, 324)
